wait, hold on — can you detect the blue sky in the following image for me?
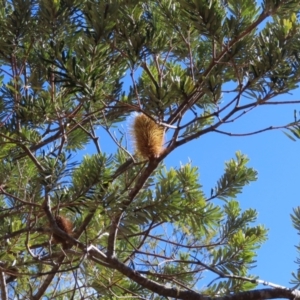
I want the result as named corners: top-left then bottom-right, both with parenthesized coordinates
top-left (162, 95), bottom-right (300, 286)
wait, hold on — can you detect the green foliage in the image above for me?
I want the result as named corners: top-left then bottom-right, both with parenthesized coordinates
top-left (214, 152), bottom-right (258, 200)
top-left (0, 0), bottom-right (299, 299)
top-left (290, 207), bottom-right (300, 288)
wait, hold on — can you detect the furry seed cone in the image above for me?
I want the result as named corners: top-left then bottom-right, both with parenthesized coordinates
top-left (131, 114), bottom-right (164, 160)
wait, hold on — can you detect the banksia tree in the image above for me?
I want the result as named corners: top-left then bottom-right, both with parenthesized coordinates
top-left (1, 0), bottom-right (300, 299)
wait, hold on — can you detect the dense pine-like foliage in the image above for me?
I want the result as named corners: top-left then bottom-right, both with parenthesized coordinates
top-left (1, 0), bottom-right (300, 299)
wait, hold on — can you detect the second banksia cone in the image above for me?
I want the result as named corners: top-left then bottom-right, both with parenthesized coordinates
top-left (52, 215), bottom-right (73, 247)
top-left (131, 114), bottom-right (164, 160)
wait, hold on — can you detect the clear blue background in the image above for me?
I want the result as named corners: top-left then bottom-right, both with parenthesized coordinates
top-left (165, 96), bottom-right (300, 286)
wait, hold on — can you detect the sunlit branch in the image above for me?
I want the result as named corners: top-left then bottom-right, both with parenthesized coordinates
top-left (0, 267), bottom-right (8, 300)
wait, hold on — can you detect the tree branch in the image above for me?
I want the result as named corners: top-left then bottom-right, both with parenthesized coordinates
top-left (32, 256), bottom-right (65, 300)
top-left (102, 254), bottom-right (299, 300)
top-left (0, 268), bottom-right (8, 300)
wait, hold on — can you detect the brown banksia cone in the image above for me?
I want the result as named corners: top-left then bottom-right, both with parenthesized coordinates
top-left (52, 215), bottom-right (73, 248)
top-left (131, 114), bottom-right (164, 160)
